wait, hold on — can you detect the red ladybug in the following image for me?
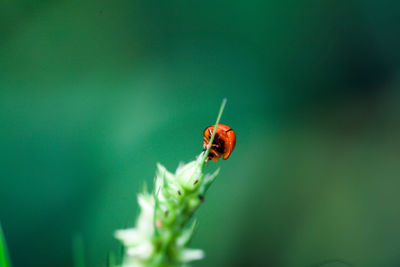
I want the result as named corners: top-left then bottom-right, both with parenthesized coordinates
top-left (203, 124), bottom-right (236, 162)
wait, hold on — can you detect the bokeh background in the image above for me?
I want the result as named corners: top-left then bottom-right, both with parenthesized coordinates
top-left (1, 1), bottom-right (400, 266)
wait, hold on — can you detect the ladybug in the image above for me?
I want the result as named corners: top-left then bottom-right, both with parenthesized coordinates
top-left (203, 124), bottom-right (236, 162)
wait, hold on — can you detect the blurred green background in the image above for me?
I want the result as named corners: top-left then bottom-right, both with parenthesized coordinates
top-left (1, 1), bottom-right (400, 266)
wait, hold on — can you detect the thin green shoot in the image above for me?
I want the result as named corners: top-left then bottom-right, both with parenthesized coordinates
top-left (200, 98), bottom-right (227, 169)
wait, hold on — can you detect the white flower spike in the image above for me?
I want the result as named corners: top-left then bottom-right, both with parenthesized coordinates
top-left (115, 99), bottom-right (230, 267)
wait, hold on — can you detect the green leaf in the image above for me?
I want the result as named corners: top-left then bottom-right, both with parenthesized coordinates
top-left (107, 251), bottom-right (116, 267)
top-left (199, 168), bottom-right (220, 196)
top-left (0, 223), bottom-right (11, 267)
top-left (176, 220), bottom-right (198, 247)
top-left (73, 234), bottom-right (85, 267)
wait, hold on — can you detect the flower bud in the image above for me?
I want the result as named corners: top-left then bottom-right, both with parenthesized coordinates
top-left (176, 159), bottom-right (203, 192)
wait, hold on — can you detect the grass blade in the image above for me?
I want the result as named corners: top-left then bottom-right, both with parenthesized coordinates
top-left (73, 234), bottom-right (85, 267)
top-left (0, 223), bottom-right (12, 267)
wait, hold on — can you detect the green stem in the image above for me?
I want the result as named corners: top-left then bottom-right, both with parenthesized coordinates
top-left (200, 98), bottom-right (227, 169)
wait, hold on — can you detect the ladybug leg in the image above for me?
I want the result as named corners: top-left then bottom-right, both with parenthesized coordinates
top-left (203, 140), bottom-right (211, 148)
top-left (205, 151), bottom-right (215, 162)
top-left (203, 136), bottom-right (219, 150)
top-left (203, 137), bottom-right (210, 149)
top-left (209, 150), bottom-right (221, 162)
top-left (205, 143), bottom-right (218, 149)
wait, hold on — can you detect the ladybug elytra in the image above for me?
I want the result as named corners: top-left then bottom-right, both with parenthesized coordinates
top-left (203, 124), bottom-right (236, 162)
